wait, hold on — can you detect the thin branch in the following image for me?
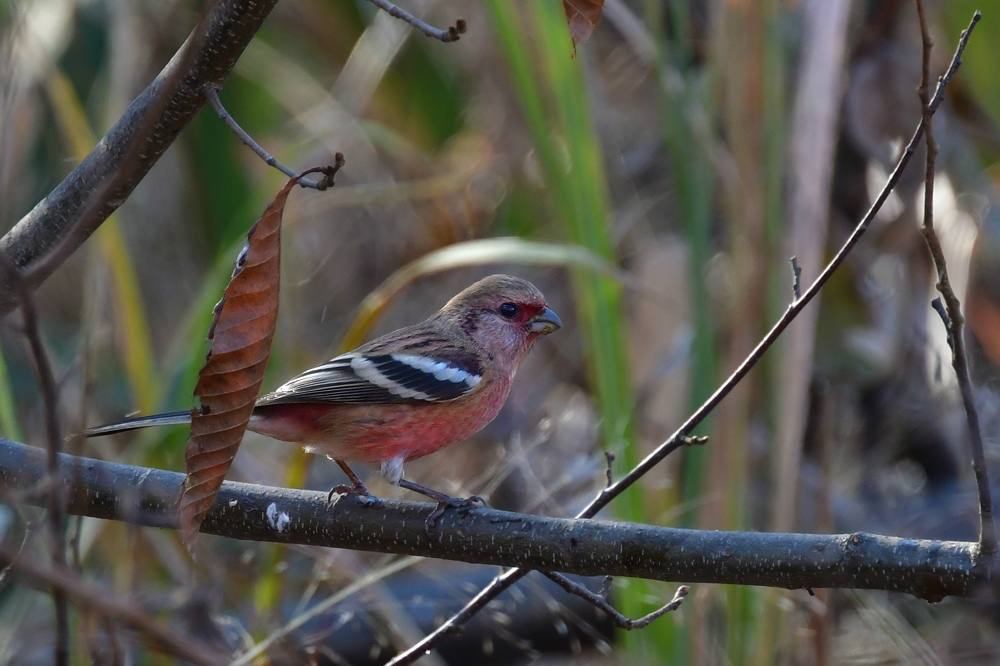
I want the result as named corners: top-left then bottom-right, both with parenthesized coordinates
top-left (0, 439), bottom-right (982, 599)
top-left (204, 87), bottom-right (343, 191)
top-left (913, 5), bottom-right (994, 555)
top-left (541, 572), bottom-right (689, 629)
top-left (385, 12), bottom-right (984, 664)
top-left (21, 294), bottom-right (68, 666)
top-left (365, 0), bottom-right (467, 42)
top-left (0, 257), bottom-right (68, 664)
top-left (580, 9), bottom-right (976, 525)
top-left (0, 0), bottom-right (282, 317)
top-left (0, 548), bottom-right (228, 666)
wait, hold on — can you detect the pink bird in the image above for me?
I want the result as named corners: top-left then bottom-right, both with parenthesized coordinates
top-left (87, 275), bottom-right (561, 518)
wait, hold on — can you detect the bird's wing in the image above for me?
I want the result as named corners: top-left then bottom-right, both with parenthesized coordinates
top-left (256, 349), bottom-right (485, 407)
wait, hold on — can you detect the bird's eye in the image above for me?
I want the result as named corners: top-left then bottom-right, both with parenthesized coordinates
top-left (499, 303), bottom-right (519, 319)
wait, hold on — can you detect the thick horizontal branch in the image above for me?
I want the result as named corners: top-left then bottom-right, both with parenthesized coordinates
top-left (0, 0), bottom-right (280, 315)
top-left (0, 439), bottom-right (985, 601)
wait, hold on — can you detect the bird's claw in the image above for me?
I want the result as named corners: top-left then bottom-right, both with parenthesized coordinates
top-left (327, 480), bottom-right (370, 506)
top-left (424, 494), bottom-right (487, 534)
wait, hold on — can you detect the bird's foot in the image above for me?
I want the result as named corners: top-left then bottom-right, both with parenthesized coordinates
top-left (327, 459), bottom-right (376, 506)
top-left (425, 494), bottom-right (486, 531)
top-left (327, 479), bottom-right (370, 506)
top-left (396, 478), bottom-right (486, 534)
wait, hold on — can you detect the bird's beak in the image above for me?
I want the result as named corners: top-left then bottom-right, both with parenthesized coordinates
top-left (527, 307), bottom-right (562, 335)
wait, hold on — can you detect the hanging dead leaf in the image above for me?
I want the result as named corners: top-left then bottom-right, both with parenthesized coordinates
top-left (178, 165), bottom-right (340, 556)
top-left (562, 0), bottom-right (605, 54)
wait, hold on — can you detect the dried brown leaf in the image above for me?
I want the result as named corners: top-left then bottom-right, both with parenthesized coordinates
top-left (562, 0), bottom-right (604, 53)
top-left (178, 171), bottom-right (316, 556)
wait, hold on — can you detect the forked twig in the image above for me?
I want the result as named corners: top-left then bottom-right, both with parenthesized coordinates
top-left (542, 572), bottom-right (688, 629)
top-left (384, 12), bottom-right (983, 665)
top-left (575, 8), bottom-right (975, 524)
top-left (912, 4), bottom-right (994, 555)
top-left (204, 87), bottom-right (344, 191)
top-left (365, 0), bottom-right (467, 42)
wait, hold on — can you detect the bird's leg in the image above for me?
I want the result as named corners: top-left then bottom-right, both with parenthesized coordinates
top-left (327, 459), bottom-right (371, 505)
top-left (379, 457), bottom-right (485, 529)
top-left (396, 478), bottom-right (486, 507)
top-left (396, 478), bottom-right (486, 530)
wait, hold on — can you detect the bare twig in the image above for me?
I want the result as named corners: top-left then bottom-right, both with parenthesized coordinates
top-left (20, 295), bottom-right (68, 665)
top-left (204, 87), bottom-right (343, 190)
top-left (365, 0), bottom-right (467, 42)
top-left (573, 6), bottom-right (976, 531)
top-left (541, 572), bottom-right (688, 629)
top-left (0, 548), bottom-right (228, 666)
top-left (0, 257), bottom-right (68, 664)
top-left (384, 13), bottom-right (983, 665)
top-left (913, 5), bottom-right (994, 556)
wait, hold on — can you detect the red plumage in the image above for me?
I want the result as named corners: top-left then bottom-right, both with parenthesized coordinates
top-left (87, 275), bottom-right (561, 506)
top-left (250, 274), bottom-right (560, 484)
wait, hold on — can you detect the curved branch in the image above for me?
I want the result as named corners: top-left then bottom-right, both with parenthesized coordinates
top-left (0, 0), bottom-right (281, 316)
top-left (0, 439), bottom-right (983, 601)
top-left (913, 4), bottom-right (994, 555)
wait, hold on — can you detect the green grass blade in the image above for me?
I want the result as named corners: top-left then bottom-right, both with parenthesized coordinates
top-left (486, 0), bottom-right (639, 511)
top-left (487, 0), bottom-right (659, 654)
top-left (46, 70), bottom-right (158, 414)
top-left (0, 344), bottom-right (22, 441)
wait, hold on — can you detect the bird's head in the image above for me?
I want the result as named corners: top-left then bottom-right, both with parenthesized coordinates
top-left (438, 275), bottom-right (561, 364)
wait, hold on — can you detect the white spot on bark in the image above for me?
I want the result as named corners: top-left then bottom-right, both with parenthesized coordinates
top-left (266, 503), bottom-right (290, 532)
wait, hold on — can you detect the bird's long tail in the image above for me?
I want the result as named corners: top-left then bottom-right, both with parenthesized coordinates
top-left (84, 411), bottom-right (192, 437)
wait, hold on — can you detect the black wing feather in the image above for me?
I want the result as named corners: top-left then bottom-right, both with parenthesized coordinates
top-left (255, 346), bottom-right (483, 407)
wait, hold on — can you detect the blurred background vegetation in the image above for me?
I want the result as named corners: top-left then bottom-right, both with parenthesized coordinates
top-left (3, 0), bottom-right (1000, 663)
